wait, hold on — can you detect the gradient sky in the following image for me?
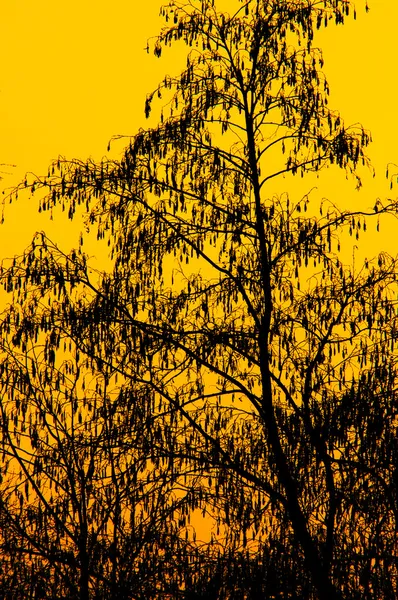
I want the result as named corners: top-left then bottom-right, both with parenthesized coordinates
top-left (0, 0), bottom-right (396, 261)
top-left (0, 0), bottom-right (396, 548)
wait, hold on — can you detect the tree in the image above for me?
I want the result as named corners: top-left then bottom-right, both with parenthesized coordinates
top-left (2, 0), bottom-right (398, 598)
top-left (0, 251), bottom-right (208, 600)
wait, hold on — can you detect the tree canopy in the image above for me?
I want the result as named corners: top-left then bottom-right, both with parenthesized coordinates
top-left (1, 1), bottom-right (397, 598)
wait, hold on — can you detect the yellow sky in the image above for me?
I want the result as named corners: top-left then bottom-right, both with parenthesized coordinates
top-left (0, 0), bottom-right (396, 548)
top-left (0, 0), bottom-right (397, 260)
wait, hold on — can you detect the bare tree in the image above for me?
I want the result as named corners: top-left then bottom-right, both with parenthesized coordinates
top-left (2, 0), bottom-right (398, 598)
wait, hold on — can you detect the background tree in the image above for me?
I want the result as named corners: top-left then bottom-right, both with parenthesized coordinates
top-left (1, 0), bottom-right (398, 598)
top-left (0, 243), bottom-right (209, 600)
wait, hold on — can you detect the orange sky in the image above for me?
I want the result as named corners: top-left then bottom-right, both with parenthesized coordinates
top-left (0, 0), bottom-right (397, 261)
top-left (0, 0), bottom-right (396, 548)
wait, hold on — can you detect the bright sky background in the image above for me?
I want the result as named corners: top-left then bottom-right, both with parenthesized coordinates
top-left (0, 0), bottom-right (396, 544)
top-left (0, 0), bottom-right (397, 260)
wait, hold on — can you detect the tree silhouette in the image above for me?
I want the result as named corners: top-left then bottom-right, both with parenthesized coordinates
top-left (1, 0), bottom-right (398, 598)
top-left (0, 280), bottom-right (208, 599)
